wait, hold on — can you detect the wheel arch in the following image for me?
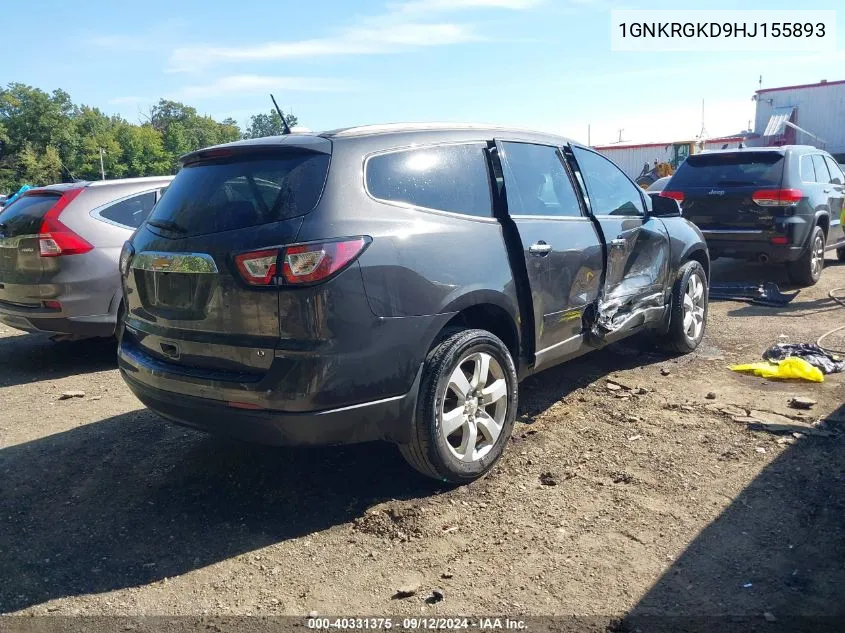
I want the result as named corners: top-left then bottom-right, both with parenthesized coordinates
top-left (435, 292), bottom-right (521, 365)
top-left (680, 245), bottom-right (710, 281)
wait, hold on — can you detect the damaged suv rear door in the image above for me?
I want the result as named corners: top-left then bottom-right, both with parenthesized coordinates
top-left (567, 146), bottom-right (671, 338)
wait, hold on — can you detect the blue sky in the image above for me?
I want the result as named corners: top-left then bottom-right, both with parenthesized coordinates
top-left (3, 0), bottom-right (844, 144)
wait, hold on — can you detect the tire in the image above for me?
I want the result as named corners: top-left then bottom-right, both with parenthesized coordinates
top-left (662, 260), bottom-right (708, 354)
top-left (787, 225), bottom-right (825, 286)
top-left (837, 246), bottom-right (845, 263)
top-left (398, 328), bottom-right (518, 484)
top-left (114, 300), bottom-right (126, 341)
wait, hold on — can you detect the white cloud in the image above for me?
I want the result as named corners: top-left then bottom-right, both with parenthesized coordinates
top-left (169, 24), bottom-right (476, 72)
top-left (391, 0), bottom-right (543, 13)
top-left (179, 75), bottom-right (357, 99)
top-left (167, 0), bottom-right (540, 72)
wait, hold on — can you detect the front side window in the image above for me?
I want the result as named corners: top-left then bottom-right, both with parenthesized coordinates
top-left (99, 191), bottom-right (157, 228)
top-left (571, 147), bottom-right (644, 216)
top-left (366, 144), bottom-right (492, 218)
top-left (500, 142), bottom-right (582, 218)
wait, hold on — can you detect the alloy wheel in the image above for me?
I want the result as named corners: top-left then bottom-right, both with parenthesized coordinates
top-left (439, 352), bottom-right (509, 463)
top-left (811, 233), bottom-right (825, 278)
top-left (682, 273), bottom-right (706, 341)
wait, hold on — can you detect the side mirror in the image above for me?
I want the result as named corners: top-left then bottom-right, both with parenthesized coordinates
top-left (647, 192), bottom-right (682, 217)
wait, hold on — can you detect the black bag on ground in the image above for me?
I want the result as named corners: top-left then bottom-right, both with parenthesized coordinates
top-left (763, 343), bottom-right (845, 374)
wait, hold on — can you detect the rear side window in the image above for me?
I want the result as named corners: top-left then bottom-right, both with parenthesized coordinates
top-left (812, 155), bottom-right (831, 184)
top-left (98, 191), bottom-right (157, 229)
top-left (366, 144), bottom-right (492, 218)
top-left (800, 155), bottom-right (816, 182)
top-left (824, 156), bottom-right (844, 185)
top-left (0, 193), bottom-right (60, 238)
top-left (501, 142), bottom-right (582, 217)
top-left (670, 152), bottom-right (784, 188)
top-left (148, 153), bottom-right (330, 237)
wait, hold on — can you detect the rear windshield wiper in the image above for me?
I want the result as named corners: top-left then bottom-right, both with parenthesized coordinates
top-left (146, 219), bottom-right (187, 234)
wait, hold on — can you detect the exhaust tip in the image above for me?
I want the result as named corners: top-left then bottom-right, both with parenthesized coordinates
top-left (758, 253), bottom-right (770, 264)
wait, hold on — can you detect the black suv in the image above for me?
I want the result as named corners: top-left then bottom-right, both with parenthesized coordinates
top-left (118, 124), bottom-right (710, 483)
top-left (660, 145), bottom-right (845, 286)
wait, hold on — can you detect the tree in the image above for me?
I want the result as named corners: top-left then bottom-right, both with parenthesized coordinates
top-left (0, 84), bottom-right (243, 192)
top-left (243, 110), bottom-right (299, 139)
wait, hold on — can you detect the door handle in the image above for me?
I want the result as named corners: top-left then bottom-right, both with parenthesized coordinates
top-left (609, 238), bottom-right (627, 250)
top-left (824, 188), bottom-right (832, 193)
top-left (529, 241), bottom-right (552, 256)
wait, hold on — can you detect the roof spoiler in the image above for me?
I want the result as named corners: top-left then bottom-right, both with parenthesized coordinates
top-left (179, 136), bottom-right (331, 167)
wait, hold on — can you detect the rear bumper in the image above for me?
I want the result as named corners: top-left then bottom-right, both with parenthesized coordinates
top-left (0, 309), bottom-right (115, 337)
top-left (121, 364), bottom-right (422, 446)
top-left (703, 234), bottom-right (804, 264)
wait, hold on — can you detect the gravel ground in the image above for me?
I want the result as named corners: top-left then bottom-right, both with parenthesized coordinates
top-left (1, 257), bottom-right (844, 626)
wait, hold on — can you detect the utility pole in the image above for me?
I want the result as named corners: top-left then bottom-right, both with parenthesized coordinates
top-left (99, 148), bottom-right (106, 180)
top-left (587, 124), bottom-right (591, 146)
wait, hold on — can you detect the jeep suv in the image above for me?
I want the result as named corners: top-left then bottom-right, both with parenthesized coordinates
top-left (118, 124), bottom-right (710, 483)
top-left (660, 145), bottom-right (845, 286)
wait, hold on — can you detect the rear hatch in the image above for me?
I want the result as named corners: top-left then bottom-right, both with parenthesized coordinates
top-left (0, 186), bottom-right (85, 308)
top-left (122, 139), bottom-right (331, 378)
top-left (665, 151), bottom-right (786, 231)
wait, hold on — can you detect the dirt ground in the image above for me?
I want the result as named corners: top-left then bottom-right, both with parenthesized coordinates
top-left (1, 256), bottom-right (844, 627)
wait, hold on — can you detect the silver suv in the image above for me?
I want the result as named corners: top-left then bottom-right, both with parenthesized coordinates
top-left (0, 176), bottom-right (173, 339)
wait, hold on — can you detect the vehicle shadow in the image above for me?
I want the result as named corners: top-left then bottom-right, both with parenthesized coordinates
top-left (620, 405), bottom-right (845, 633)
top-left (0, 333), bottom-right (117, 388)
top-left (0, 334), bottom-right (678, 613)
top-left (518, 335), bottom-right (676, 419)
top-left (709, 256), bottom-right (844, 319)
top-left (0, 410), bottom-right (440, 612)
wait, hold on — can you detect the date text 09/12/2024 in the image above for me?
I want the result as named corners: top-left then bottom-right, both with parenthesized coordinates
top-left (306, 618), bottom-right (527, 630)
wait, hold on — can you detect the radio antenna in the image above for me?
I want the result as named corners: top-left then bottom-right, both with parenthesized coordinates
top-left (270, 94), bottom-right (292, 135)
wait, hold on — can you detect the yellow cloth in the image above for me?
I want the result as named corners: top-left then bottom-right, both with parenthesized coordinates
top-left (730, 357), bottom-right (824, 382)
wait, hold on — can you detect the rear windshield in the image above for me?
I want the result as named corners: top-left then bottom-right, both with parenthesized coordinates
top-left (0, 193), bottom-right (60, 238)
top-left (147, 152), bottom-right (330, 237)
top-left (670, 152), bottom-right (784, 188)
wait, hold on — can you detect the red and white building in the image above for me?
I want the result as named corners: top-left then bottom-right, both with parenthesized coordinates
top-left (753, 79), bottom-right (845, 157)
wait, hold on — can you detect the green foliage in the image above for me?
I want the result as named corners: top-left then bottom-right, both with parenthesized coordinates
top-left (0, 85), bottom-right (250, 193)
top-left (243, 110), bottom-right (299, 139)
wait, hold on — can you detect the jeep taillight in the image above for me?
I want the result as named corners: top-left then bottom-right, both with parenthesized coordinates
top-left (659, 191), bottom-right (684, 202)
top-left (752, 188), bottom-right (803, 206)
top-left (37, 188), bottom-right (92, 257)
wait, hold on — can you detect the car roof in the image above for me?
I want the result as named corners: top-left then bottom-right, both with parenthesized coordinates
top-left (182, 123), bottom-right (579, 162)
top-left (697, 145), bottom-right (820, 156)
top-left (23, 176), bottom-right (174, 196)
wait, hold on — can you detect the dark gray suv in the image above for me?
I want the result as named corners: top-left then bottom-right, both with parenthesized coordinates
top-left (660, 145), bottom-right (845, 286)
top-left (117, 124), bottom-right (710, 483)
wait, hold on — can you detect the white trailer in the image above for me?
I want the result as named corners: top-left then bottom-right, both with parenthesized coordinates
top-left (594, 137), bottom-right (746, 181)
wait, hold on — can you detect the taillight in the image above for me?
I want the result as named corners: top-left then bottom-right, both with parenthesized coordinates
top-left (234, 238), bottom-right (371, 287)
top-left (752, 189), bottom-right (803, 206)
top-left (282, 237), bottom-right (370, 285)
top-left (37, 188), bottom-right (92, 257)
top-left (234, 249), bottom-right (279, 286)
top-left (771, 236), bottom-right (789, 245)
top-left (660, 191), bottom-right (684, 202)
